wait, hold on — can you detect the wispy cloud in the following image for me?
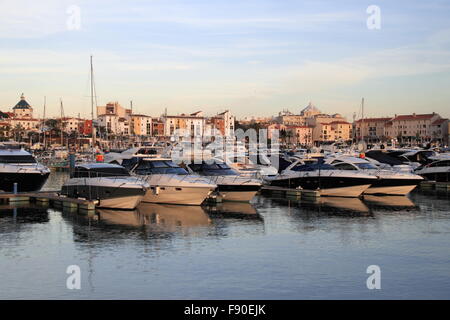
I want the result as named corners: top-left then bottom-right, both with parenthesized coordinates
top-left (0, 0), bottom-right (74, 38)
top-left (1, 0), bottom-right (450, 118)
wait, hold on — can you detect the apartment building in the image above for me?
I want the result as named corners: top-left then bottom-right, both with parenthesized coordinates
top-left (130, 114), bottom-right (152, 136)
top-left (162, 112), bottom-right (205, 136)
top-left (97, 101), bottom-right (131, 118)
top-left (385, 113), bottom-right (449, 144)
top-left (354, 117), bottom-right (392, 142)
top-left (307, 113), bottom-right (350, 143)
top-left (208, 110), bottom-right (235, 136)
top-left (285, 125), bottom-right (314, 146)
top-left (276, 110), bottom-right (306, 126)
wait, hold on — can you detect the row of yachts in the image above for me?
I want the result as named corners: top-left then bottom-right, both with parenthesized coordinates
top-left (1, 143), bottom-right (449, 210)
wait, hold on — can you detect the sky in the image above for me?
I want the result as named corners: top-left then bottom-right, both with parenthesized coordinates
top-left (1, 0), bottom-right (450, 120)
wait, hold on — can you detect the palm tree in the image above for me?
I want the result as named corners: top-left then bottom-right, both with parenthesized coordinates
top-left (27, 130), bottom-right (39, 144)
top-left (280, 129), bottom-right (287, 146)
top-left (11, 124), bottom-right (25, 142)
top-left (0, 124), bottom-right (11, 141)
top-left (286, 130), bottom-right (293, 147)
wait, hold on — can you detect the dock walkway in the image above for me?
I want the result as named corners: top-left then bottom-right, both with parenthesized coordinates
top-left (261, 186), bottom-right (320, 199)
top-left (0, 190), bottom-right (97, 212)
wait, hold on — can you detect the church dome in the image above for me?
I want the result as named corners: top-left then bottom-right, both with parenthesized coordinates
top-left (300, 102), bottom-right (320, 115)
top-left (13, 93), bottom-right (32, 110)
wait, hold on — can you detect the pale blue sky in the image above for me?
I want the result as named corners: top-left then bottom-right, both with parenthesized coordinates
top-left (1, 0), bottom-right (450, 120)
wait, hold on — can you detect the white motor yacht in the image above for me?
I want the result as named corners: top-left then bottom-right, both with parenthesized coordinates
top-left (326, 156), bottom-right (424, 195)
top-left (61, 163), bottom-right (149, 209)
top-left (124, 157), bottom-right (217, 205)
top-left (265, 158), bottom-right (377, 198)
top-left (183, 160), bottom-right (262, 202)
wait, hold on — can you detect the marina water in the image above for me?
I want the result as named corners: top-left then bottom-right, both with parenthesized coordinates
top-left (1, 172), bottom-right (449, 299)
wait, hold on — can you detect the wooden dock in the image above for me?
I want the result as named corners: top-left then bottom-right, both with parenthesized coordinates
top-left (0, 190), bottom-right (97, 213)
top-left (419, 181), bottom-right (450, 191)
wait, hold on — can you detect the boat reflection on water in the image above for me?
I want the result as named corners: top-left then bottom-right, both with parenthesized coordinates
top-left (97, 203), bottom-right (212, 231)
top-left (299, 197), bottom-right (371, 215)
top-left (418, 189), bottom-right (450, 201)
top-left (203, 202), bottom-right (263, 221)
top-left (0, 203), bottom-right (49, 225)
top-left (363, 195), bottom-right (418, 211)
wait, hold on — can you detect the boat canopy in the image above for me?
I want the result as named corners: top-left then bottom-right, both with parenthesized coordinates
top-left (72, 163), bottom-right (130, 178)
top-left (133, 158), bottom-right (188, 175)
top-left (365, 150), bottom-right (404, 166)
top-left (188, 161), bottom-right (239, 176)
top-left (290, 162), bottom-right (336, 172)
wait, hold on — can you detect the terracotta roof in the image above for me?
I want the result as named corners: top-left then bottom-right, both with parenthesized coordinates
top-left (329, 121), bottom-right (351, 125)
top-left (355, 117), bottom-right (392, 123)
top-left (165, 115), bottom-right (205, 119)
top-left (286, 125), bottom-right (313, 129)
top-left (392, 114), bottom-right (436, 121)
top-left (11, 118), bottom-right (39, 121)
top-left (432, 118), bottom-right (448, 125)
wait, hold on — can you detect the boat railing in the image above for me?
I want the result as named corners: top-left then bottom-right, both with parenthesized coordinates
top-left (135, 171), bottom-right (214, 186)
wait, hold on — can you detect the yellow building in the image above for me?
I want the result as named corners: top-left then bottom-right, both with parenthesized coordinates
top-left (162, 112), bottom-right (205, 137)
top-left (354, 117), bottom-right (392, 142)
top-left (130, 115), bottom-right (152, 136)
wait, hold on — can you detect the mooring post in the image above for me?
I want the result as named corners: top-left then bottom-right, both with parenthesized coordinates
top-left (13, 183), bottom-right (18, 194)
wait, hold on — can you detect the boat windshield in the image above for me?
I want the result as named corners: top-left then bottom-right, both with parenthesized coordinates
top-left (73, 167), bottom-right (130, 178)
top-left (189, 162), bottom-right (239, 176)
top-left (291, 162), bottom-right (335, 171)
top-left (134, 160), bottom-right (188, 175)
top-left (0, 155), bottom-right (36, 164)
top-left (355, 162), bottom-right (378, 170)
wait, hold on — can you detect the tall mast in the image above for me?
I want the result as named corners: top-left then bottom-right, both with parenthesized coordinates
top-left (60, 98), bottom-right (65, 148)
top-left (42, 96), bottom-right (46, 149)
top-left (90, 55), bottom-right (96, 150)
top-left (361, 97), bottom-right (365, 141)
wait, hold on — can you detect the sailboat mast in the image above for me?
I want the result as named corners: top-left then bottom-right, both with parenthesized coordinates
top-left (42, 96), bottom-right (46, 149)
top-left (361, 97), bottom-right (365, 141)
top-left (60, 99), bottom-right (64, 148)
top-left (90, 55), bottom-right (96, 150)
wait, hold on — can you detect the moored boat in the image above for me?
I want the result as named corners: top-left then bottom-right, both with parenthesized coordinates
top-left (61, 163), bottom-right (149, 209)
top-left (265, 158), bottom-right (376, 197)
top-left (326, 155), bottom-right (423, 195)
top-left (0, 144), bottom-right (50, 192)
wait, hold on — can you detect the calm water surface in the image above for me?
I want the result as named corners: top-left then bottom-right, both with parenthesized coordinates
top-left (1, 173), bottom-right (450, 299)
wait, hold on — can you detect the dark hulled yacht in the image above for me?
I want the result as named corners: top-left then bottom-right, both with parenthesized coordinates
top-left (326, 156), bottom-right (423, 195)
top-left (415, 159), bottom-right (450, 182)
top-left (0, 144), bottom-right (50, 192)
top-left (265, 158), bottom-right (377, 197)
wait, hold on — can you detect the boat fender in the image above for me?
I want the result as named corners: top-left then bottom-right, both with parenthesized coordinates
top-left (153, 186), bottom-right (160, 195)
